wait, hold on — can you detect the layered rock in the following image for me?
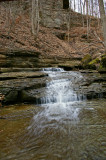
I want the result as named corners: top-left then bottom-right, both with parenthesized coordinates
top-left (0, 71), bottom-right (48, 104)
top-left (0, 49), bottom-right (41, 68)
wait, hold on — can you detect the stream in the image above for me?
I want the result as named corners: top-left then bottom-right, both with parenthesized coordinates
top-left (0, 68), bottom-right (106, 160)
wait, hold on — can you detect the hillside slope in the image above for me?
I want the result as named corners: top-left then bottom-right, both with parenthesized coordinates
top-left (0, 4), bottom-right (105, 67)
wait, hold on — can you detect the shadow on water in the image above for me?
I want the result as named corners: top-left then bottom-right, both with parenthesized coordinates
top-left (0, 68), bottom-right (106, 160)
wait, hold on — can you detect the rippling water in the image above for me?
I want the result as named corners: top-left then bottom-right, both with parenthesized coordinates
top-left (0, 68), bottom-right (106, 160)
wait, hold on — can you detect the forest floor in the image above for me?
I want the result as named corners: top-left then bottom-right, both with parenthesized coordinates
top-left (0, 4), bottom-right (105, 61)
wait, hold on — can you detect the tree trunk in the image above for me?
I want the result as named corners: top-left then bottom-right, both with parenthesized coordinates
top-left (74, 0), bottom-right (76, 11)
top-left (85, 0), bottom-right (89, 37)
top-left (31, 0), bottom-right (39, 39)
top-left (91, 0), bottom-right (94, 16)
top-left (98, 0), bottom-right (106, 51)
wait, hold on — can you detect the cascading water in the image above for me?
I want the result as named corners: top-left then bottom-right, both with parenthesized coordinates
top-left (28, 68), bottom-right (85, 135)
top-left (1, 68), bottom-right (105, 160)
top-left (39, 68), bottom-right (82, 121)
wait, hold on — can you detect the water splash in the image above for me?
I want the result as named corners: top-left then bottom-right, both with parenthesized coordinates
top-left (32, 68), bottom-right (85, 128)
top-left (27, 68), bottom-right (85, 138)
top-left (42, 67), bottom-right (64, 72)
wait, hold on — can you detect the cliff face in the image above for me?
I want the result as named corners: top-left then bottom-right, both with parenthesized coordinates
top-left (40, 0), bottom-right (69, 28)
top-left (40, 0), bottom-right (97, 29)
top-left (41, 0), bottom-right (63, 9)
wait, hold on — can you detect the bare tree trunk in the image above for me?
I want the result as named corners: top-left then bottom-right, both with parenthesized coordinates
top-left (91, 0), bottom-right (94, 16)
top-left (85, 0), bottom-right (89, 37)
top-left (80, 0), bottom-right (82, 14)
top-left (83, 0), bottom-right (86, 15)
top-left (74, 0), bottom-right (76, 11)
top-left (98, 0), bottom-right (106, 51)
top-left (31, 0), bottom-right (39, 39)
top-left (80, 0), bottom-right (84, 27)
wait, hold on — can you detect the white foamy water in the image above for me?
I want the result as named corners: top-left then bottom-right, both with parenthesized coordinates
top-left (41, 68), bottom-right (84, 105)
top-left (32, 68), bottom-right (85, 125)
top-left (27, 68), bottom-right (85, 139)
top-left (41, 79), bottom-right (77, 104)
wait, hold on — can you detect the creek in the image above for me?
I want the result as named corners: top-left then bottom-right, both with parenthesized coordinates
top-left (0, 68), bottom-right (106, 160)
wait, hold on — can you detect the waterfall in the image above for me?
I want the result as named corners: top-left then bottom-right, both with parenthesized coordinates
top-left (41, 68), bottom-right (83, 105)
top-left (27, 68), bottom-right (85, 137)
top-left (33, 68), bottom-right (85, 123)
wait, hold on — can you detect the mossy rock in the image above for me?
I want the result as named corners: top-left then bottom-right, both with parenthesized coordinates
top-left (89, 58), bottom-right (100, 65)
top-left (88, 58), bottom-right (100, 69)
top-left (98, 66), bottom-right (106, 73)
top-left (82, 54), bottom-right (92, 69)
top-left (101, 54), bottom-right (106, 68)
top-left (98, 54), bottom-right (106, 73)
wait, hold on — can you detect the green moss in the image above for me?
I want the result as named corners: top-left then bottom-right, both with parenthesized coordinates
top-left (88, 58), bottom-right (100, 69)
top-left (101, 54), bottom-right (106, 68)
top-left (98, 55), bottom-right (106, 73)
top-left (82, 54), bottom-right (92, 64)
top-left (89, 58), bottom-right (100, 65)
top-left (82, 54), bottom-right (92, 69)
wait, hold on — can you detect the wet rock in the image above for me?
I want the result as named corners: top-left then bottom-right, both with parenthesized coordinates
top-left (0, 73), bottom-right (48, 104)
top-left (21, 90), bottom-right (36, 103)
top-left (58, 60), bottom-right (82, 70)
top-left (74, 72), bottom-right (106, 99)
top-left (0, 68), bottom-right (106, 105)
top-left (21, 88), bottom-right (46, 104)
top-left (4, 91), bottom-right (18, 104)
top-left (0, 71), bottom-right (48, 80)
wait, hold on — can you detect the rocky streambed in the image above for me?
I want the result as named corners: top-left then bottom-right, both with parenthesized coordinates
top-left (0, 68), bottom-right (106, 160)
top-left (0, 68), bottom-right (106, 106)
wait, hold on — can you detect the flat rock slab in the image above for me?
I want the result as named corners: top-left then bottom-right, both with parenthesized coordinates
top-left (0, 77), bottom-right (48, 92)
top-left (0, 68), bottom-right (41, 73)
top-left (0, 71), bottom-right (48, 80)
